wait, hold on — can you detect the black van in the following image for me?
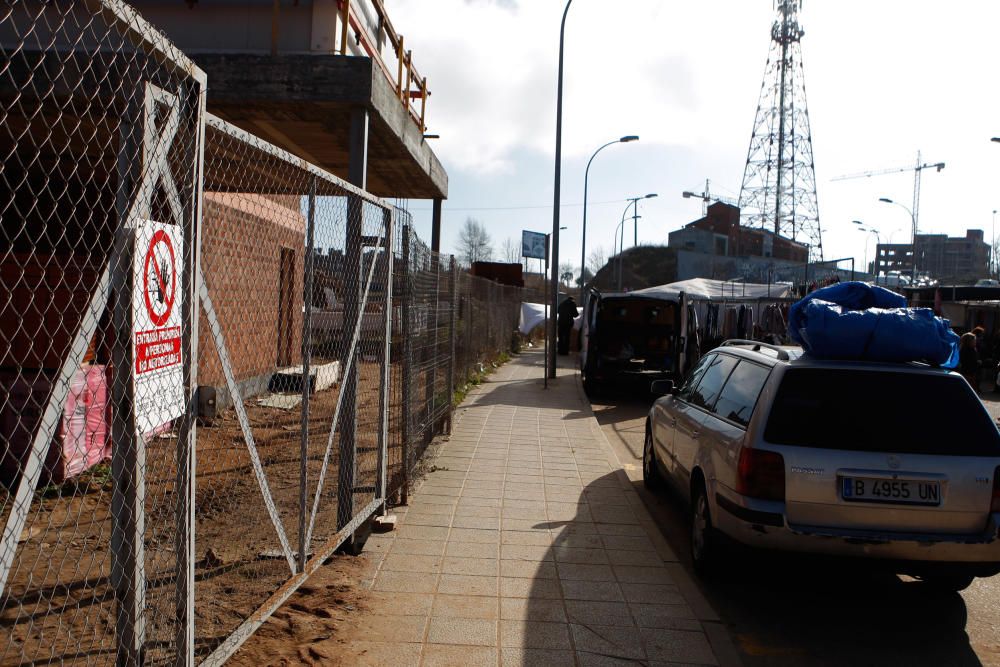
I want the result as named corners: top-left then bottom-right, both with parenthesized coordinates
top-left (580, 289), bottom-right (699, 394)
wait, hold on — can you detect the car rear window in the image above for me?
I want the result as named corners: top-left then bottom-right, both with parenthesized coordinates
top-left (764, 369), bottom-right (1000, 456)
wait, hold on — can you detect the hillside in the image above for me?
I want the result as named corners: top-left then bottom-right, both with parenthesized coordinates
top-left (588, 245), bottom-right (675, 293)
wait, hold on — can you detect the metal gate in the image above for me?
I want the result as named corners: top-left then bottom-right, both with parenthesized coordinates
top-left (194, 116), bottom-right (394, 665)
top-left (0, 2), bottom-right (206, 664)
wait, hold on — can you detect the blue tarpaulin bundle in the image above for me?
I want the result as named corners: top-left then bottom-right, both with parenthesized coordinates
top-left (788, 282), bottom-right (960, 367)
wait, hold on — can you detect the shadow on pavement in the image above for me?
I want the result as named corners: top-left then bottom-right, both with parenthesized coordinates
top-left (520, 470), bottom-right (720, 665)
top-left (467, 375), bottom-right (594, 420)
top-left (632, 476), bottom-right (981, 666)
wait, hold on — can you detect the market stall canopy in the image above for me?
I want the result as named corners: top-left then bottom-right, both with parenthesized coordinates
top-left (624, 278), bottom-right (793, 302)
top-left (519, 302), bottom-right (547, 335)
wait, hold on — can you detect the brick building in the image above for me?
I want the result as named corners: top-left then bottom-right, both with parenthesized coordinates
top-left (668, 202), bottom-right (809, 263)
top-left (198, 193), bottom-right (306, 393)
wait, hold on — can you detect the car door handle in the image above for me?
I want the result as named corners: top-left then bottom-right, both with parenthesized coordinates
top-left (669, 418), bottom-right (677, 427)
top-left (691, 431), bottom-right (700, 439)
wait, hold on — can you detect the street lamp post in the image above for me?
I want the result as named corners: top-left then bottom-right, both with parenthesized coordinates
top-left (993, 209), bottom-right (997, 280)
top-left (634, 193), bottom-right (657, 246)
top-left (879, 197), bottom-right (918, 283)
top-left (614, 193), bottom-right (657, 290)
top-left (853, 221), bottom-right (880, 284)
top-left (547, 0), bottom-right (574, 383)
top-left (581, 136), bottom-right (638, 292)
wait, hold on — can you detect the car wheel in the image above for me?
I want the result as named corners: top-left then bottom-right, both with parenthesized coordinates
top-left (642, 429), bottom-right (662, 491)
top-left (918, 574), bottom-right (975, 593)
top-left (691, 481), bottom-right (717, 576)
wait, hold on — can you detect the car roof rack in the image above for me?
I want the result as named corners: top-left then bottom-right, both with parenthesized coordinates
top-left (720, 339), bottom-right (791, 361)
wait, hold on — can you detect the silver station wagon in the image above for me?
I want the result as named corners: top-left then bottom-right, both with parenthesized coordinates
top-left (644, 340), bottom-right (1000, 591)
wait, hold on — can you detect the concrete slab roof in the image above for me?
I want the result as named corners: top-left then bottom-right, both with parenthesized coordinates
top-left (194, 54), bottom-right (448, 200)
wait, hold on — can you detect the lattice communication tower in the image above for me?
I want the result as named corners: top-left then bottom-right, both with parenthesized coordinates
top-left (738, 0), bottom-right (823, 261)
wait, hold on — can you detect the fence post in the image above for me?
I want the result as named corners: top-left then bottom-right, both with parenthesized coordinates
top-left (110, 101), bottom-right (144, 667)
top-left (175, 78), bottom-right (206, 667)
top-left (446, 256), bottom-right (457, 434)
top-left (298, 176), bottom-right (317, 571)
top-left (338, 205), bottom-right (360, 532)
top-left (338, 108), bottom-right (367, 535)
top-left (376, 207), bottom-right (394, 513)
top-left (426, 255), bottom-right (440, 437)
top-left (400, 225), bottom-right (411, 505)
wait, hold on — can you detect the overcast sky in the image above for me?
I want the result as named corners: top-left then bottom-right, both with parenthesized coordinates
top-left (392, 0), bottom-right (1000, 276)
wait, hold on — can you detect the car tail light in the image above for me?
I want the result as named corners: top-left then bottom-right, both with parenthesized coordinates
top-left (736, 447), bottom-right (785, 501)
top-left (991, 467), bottom-right (1000, 513)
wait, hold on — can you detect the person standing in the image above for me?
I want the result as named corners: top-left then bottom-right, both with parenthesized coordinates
top-left (557, 296), bottom-right (579, 355)
top-left (959, 332), bottom-right (980, 392)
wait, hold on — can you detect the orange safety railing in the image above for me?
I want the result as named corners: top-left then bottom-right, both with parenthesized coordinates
top-left (339, 0), bottom-right (430, 134)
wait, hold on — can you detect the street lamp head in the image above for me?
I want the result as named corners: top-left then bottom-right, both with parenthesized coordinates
top-left (682, 191), bottom-right (694, 199)
top-left (879, 197), bottom-right (893, 204)
top-left (645, 193), bottom-right (658, 199)
top-left (619, 135), bottom-right (639, 143)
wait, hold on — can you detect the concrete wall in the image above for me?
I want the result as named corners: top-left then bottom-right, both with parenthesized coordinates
top-left (674, 250), bottom-right (867, 285)
top-left (131, 0), bottom-right (375, 56)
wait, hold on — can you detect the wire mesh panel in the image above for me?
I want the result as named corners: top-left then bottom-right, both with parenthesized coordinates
top-left (399, 227), bottom-right (453, 477)
top-left (0, 2), bottom-right (206, 665)
top-left (195, 116), bottom-right (393, 665)
top-left (194, 119), bottom-right (315, 661)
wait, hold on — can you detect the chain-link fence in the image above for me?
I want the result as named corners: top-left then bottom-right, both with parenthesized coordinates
top-left (0, 2), bottom-right (205, 665)
top-left (1, 2), bottom-right (534, 664)
top-left (386, 222), bottom-right (530, 504)
top-left (192, 116), bottom-right (395, 665)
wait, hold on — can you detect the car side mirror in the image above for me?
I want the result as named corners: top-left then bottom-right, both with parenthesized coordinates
top-left (650, 380), bottom-right (676, 397)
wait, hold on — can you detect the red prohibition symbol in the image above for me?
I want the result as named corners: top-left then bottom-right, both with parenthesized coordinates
top-left (142, 229), bottom-right (176, 327)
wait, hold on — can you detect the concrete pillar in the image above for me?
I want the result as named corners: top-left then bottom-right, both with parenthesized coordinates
top-left (338, 107), bottom-right (368, 533)
top-left (431, 198), bottom-right (442, 253)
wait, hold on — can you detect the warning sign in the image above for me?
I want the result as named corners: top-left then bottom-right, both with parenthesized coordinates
top-left (133, 221), bottom-right (184, 434)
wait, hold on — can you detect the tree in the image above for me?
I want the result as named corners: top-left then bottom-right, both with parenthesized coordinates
top-left (576, 267), bottom-right (594, 288)
top-left (559, 263), bottom-right (575, 288)
top-left (456, 218), bottom-right (493, 266)
top-left (500, 236), bottom-right (521, 264)
top-left (587, 246), bottom-right (608, 275)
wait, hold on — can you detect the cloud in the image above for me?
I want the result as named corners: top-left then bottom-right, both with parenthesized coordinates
top-left (391, 0), bottom-right (1000, 268)
top-left (464, 0), bottom-right (518, 10)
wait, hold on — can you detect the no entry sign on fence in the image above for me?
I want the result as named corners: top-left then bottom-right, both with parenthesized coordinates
top-left (133, 220), bottom-right (184, 433)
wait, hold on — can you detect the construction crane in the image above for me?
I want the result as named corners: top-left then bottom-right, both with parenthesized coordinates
top-left (682, 179), bottom-right (739, 215)
top-left (831, 151), bottom-right (945, 242)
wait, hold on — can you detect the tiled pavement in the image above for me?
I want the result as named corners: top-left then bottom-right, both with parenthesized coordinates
top-left (360, 350), bottom-right (732, 667)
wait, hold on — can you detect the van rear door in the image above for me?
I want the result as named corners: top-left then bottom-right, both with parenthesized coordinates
top-left (580, 288), bottom-right (600, 370)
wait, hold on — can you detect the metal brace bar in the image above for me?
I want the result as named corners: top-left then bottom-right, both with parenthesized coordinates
top-left (304, 225), bottom-right (386, 548)
top-left (198, 275), bottom-right (297, 575)
top-left (198, 495), bottom-right (382, 667)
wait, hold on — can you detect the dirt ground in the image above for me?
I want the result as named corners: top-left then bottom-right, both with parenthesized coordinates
top-left (224, 553), bottom-right (382, 667)
top-left (1, 360), bottom-right (402, 666)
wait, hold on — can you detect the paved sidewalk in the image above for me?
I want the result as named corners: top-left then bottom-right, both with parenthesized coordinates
top-left (360, 350), bottom-right (730, 666)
